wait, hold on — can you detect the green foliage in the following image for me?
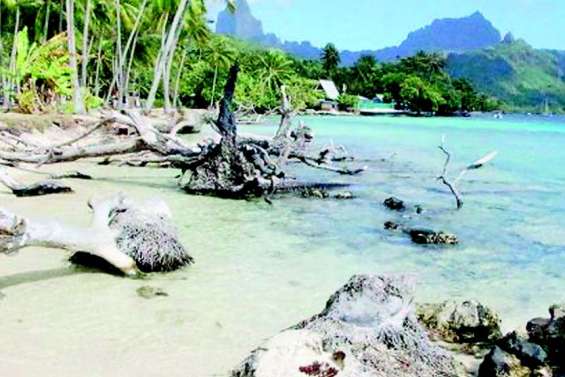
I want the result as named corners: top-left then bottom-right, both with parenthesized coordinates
top-left (321, 43), bottom-right (340, 79)
top-left (447, 40), bottom-right (565, 113)
top-left (399, 76), bottom-right (444, 113)
top-left (337, 94), bottom-right (359, 111)
top-left (3, 28), bottom-right (73, 112)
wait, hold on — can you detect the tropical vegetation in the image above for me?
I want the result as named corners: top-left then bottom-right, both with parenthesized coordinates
top-left (0, 0), bottom-right (498, 115)
top-left (447, 39), bottom-right (565, 113)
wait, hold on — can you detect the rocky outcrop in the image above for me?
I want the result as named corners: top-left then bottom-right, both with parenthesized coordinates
top-left (479, 346), bottom-right (532, 377)
top-left (526, 304), bottom-right (565, 371)
top-left (417, 300), bottom-right (502, 344)
top-left (232, 275), bottom-right (463, 377)
top-left (478, 303), bottom-right (565, 377)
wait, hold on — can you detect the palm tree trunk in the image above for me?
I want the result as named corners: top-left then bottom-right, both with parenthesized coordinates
top-left (93, 38), bottom-right (103, 98)
top-left (0, 1), bottom-right (5, 107)
top-left (172, 49), bottom-right (187, 109)
top-left (124, 30), bottom-right (139, 106)
top-left (114, 0), bottom-right (124, 108)
top-left (42, 0), bottom-right (51, 43)
top-left (6, 6), bottom-right (20, 105)
top-left (145, 0), bottom-right (189, 111)
top-left (80, 0), bottom-right (92, 88)
top-left (59, 0), bottom-right (64, 33)
top-left (121, 0), bottom-right (147, 108)
top-left (65, 0), bottom-right (85, 114)
top-left (163, 19), bottom-right (183, 112)
top-left (210, 64), bottom-right (218, 108)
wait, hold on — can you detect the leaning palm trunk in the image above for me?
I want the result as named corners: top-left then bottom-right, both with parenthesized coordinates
top-left (114, 0), bottom-right (124, 108)
top-left (145, 0), bottom-right (189, 111)
top-left (42, 0), bottom-right (51, 43)
top-left (65, 0), bottom-right (85, 114)
top-left (0, 2), bottom-right (5, 106)
top-left (5, 6), bottom-right (20, 106)
top-left (93, 38), bottom-right (103, 98)
top-left (172, 50), bottom-right (187, 108)
top-left (80, 0), bottom-right (92, 88)
top-left (210, 64), bottom-right (218, 108)
top-left (114, 0), bottom-right (147, 108)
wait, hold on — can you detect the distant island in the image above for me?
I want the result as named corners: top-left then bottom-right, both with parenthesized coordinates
top-left (215, 0), bottom-right (565, 113)
top-left (216, 1), bottom-right (501, 64)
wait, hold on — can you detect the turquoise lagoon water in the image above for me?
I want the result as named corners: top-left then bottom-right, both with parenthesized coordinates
top-left (0, 114), bottom-right (564, 376)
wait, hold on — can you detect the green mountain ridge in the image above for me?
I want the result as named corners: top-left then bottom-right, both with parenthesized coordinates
top-left (447, 40), bottom-right (565, 113)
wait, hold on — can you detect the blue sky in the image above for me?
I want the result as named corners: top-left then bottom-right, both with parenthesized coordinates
top-left (209, 0), bottom-right (565, 50)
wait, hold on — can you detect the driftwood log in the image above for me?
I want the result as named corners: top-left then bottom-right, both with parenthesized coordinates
top-left (0, 167), bottom-right (73, 197)
top-left (437, 136), bottom-right (497, 209)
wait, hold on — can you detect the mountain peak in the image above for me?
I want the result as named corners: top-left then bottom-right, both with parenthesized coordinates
top-left (216, 0), bottom-right (264, 40)
top-left (470, 11), bottom-right (486, 19)
top-left (216, 6), bottom-right (503, 65)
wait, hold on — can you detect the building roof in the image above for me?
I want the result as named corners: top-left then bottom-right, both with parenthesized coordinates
top-left (318, 80), bottom-right (340, 100)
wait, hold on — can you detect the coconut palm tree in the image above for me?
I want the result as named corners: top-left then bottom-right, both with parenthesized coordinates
top-left (202, 35), bottom-right (235, 108)
top-left (65, 0), bottom-right (84, 113)
top-left (321, 43), bottom-right (340, 79)
top-left (257, 49), bottom-right (293, 92)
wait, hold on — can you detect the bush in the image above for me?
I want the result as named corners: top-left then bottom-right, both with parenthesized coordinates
top-left (337, 94), bottom-right (359, 111)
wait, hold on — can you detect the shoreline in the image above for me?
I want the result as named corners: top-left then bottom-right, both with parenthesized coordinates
top-left (1, 114), bottom-right (564, 376)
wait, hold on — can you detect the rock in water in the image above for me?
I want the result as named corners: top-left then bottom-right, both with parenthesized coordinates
top-left (409, 228), bottom-right (459, 245)
top-left (301, 187), bottom-right (330, 199)
top-left (333, 191), bottom-right (354, 200)
top-left (417, 300), bottom-right (502, 343)
top-left (384, 221), bottom-right (401, 230)
top-left (232, 275), bottom-right (461, 377)
top-left (384, 197), bottom-right (406, 211)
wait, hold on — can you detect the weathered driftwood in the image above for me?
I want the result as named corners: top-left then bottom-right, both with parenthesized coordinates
top-left (0, 195), bottom-right (137, 275)
top-left (437, 136), bottom-right (497, 209)
top-left (0, 64), bottom-right (364, 199)
top-left (0, 167), bottom-right (73, 197)
top-left (0, 194), bottom-right (193, 275)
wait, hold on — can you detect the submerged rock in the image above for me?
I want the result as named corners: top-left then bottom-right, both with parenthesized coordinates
top-left (333, 191), bottom-right (354, 200)
top-left (384, 221), bottom-right (401, 230)
top-left (301, 187), bottom-right (330, 199)
top-left (384, 196), bottom-right (406, 211)
top-left (232, 275), bottom-right (462, 377)
top-left (409, 228), bottom-right (459, 245)
top-left (417, 300), bottom-right (502, 344)
top-left (136, 286), bottom-right (168, 299)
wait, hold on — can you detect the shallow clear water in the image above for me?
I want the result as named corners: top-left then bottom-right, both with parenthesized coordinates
top-left (1, 115), bottom-right (564, 376)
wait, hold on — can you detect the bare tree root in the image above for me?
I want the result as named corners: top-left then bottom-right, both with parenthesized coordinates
top-left (0, 65), bottom-right (364, 199)
top-left (0, 194), bottom-right (193, 275)
top-left (0, 195), bottom-right (138, 275)
top-left (437, 136), bottom-right (497, 209)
